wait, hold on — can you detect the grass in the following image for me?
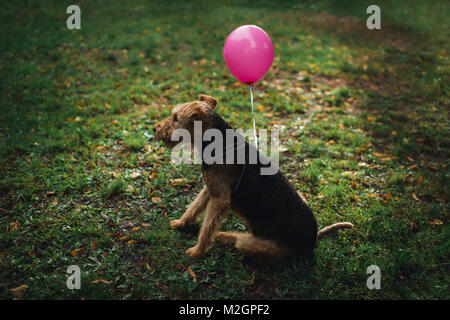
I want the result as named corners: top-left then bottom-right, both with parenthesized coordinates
top-left (0, 0), bottom-right (448, 299)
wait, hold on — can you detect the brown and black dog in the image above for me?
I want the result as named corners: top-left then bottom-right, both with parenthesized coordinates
top-left (154, 94), bottom-right (353, 263)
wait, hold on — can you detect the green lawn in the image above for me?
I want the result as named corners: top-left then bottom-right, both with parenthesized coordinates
top-left (0, 0), bottom-right (448, 299)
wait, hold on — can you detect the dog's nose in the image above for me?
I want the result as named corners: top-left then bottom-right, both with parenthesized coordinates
top-left (153, 126), bottom-right (157, 133)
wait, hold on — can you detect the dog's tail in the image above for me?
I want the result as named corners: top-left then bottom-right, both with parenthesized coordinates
top-left (317, 222), bottom-right (354, 240)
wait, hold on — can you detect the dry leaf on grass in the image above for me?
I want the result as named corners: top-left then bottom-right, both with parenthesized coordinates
top-left (186, 268), bottom-right (196, 283)
top-left (8, 221), bottom-right (19, 232)
top-left (130, 172), bottom-right (141, 179)
top-left (429, 219), bottom-right (443, 226)
top-left (372, 152), bottom-right (384, 158)
top-left (176, 263), bottom-right (185, 272)
top-left (10, 284), bottom-right (28, 299)
top-left (90, 279), bottom-right (110, 285)
top-left (70, 247), bottom-right (84, 257)
top-left (170, 178), bottom-right (187, 186)
top-left (151, 197), bottom-right (161, 203)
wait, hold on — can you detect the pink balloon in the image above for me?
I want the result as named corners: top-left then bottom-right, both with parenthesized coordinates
top-left (224, 25), bottom-right (274, 85)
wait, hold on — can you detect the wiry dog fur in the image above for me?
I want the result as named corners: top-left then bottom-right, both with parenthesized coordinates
top-left (154, 94), bottom-right (353, 264)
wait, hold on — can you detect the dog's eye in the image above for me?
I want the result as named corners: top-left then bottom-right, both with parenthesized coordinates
top-left (173, 114), bottom-right (177, 121)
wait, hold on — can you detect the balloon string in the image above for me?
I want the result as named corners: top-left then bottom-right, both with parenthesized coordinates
top-left (249, 84), bottom-right (258, 150)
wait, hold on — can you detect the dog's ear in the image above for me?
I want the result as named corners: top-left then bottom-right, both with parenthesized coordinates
top-left (199, 94), bottom-right (217, 109)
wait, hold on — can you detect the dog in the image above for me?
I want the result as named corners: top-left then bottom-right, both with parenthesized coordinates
top-left (153, 94), bottom-right (353, 263)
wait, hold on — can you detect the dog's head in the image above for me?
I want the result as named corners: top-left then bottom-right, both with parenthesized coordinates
top-left (153, 94), bottom-right (217, 148)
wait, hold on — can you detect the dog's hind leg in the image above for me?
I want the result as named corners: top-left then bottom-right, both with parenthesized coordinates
top-left (216, 232), bottom-right (294, 264)
top-left (170, 186), bottom-right (209, 229)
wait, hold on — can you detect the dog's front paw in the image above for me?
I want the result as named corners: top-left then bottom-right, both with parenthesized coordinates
top-left (186, 246), bottom-right (202, 259)
top-left (170, 219), bottom-right (184, 230)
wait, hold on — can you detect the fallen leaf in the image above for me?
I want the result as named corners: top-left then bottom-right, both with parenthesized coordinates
top-left (8, 221), bottom-right (19, 232)
top-left (70, 248), bottom-right (84, 257)
top-left (127, 240), bottom-right (137, 244)
top-left (170, 178), bottom-right (187, 186)
top-left (91, 239), bottom-right (98, 250)
top-left (429, 219), bottom-right (443, 226)
top-left (151, 197), bottom-right (161, 203)
top-left (130, 172), bottom-right (141, 179)
top-left (186, 268), bottom-right (197, 283)
top-left (90, 279), bottom-right (110, 285)
top-left (412, 193), bottom-right (420, 201)
top-left (417, 176), bottom-right (423, 184)
top-left (10, 285), bottom-right (28, 299)
top-left (382, 194), bottom-right (394, 201)
top-left (176, 263), bottom-right (185, 272)
top-left (130, 226), bottom-right (141, 232)
top-left (373, 152), bottom-right (384, 158)
top-left (242, 275), bottom-right (255, 286)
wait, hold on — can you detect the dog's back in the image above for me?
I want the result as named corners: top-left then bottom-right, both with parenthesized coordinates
top-left (231, 154), bottom-right (318, 255)
top-left (203, 112), bottom-right (318, 255)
